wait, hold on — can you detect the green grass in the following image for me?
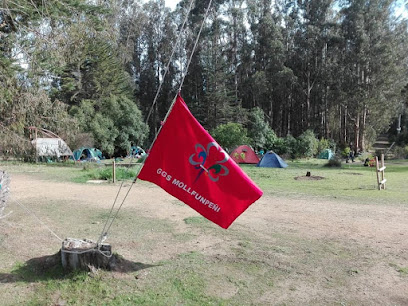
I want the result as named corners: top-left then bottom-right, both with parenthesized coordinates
top-left (2, 158), bottom-right (406, 205)
top-left (242, 159), bottom-right (408, 205)
top-left (1, 158), bottom-right (407, 305)
top-left (389, 263), bottom-right (408, 276)
top-left (0, 160), bottom-right (140, 183)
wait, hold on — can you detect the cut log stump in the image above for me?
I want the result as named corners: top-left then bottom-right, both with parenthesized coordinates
top-left (61, 238), bottom-right (113, 271)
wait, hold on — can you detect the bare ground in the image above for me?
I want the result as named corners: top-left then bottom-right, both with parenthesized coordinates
top-left (1, 173), bottom-right (408, 305)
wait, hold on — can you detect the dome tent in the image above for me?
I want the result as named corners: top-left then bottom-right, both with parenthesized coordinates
top-left (73, 147), bottom-right (103, 161)
top-left (318, 149), bottom-right (334, 160)
top-left (230, 145), bottom-right (259, 164)
top-left (257, 151), bottom-right (288, 168)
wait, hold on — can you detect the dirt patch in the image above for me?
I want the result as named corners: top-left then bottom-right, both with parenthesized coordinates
top-left (294, 175), bottom-right (325, 180)
top-left (2, 171), bottom-right (408, 304)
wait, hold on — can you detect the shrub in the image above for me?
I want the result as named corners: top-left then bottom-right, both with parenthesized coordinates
top-left (211, 123), bottom-right (250, 152)
top-left (393, 146), bottom-right (408, 159)
top-left (284, 135), bottom-right (300, 159)
top-left (298, 130), bottom-right (318, 158)
top-left (317, 138), bottom-right (331, 154)
top-left (342, 147), bottom-right (351, 158)
top-left (324, 159), bottom-right (342, 167)
top-left (264, 130), bottom-right (278, 151)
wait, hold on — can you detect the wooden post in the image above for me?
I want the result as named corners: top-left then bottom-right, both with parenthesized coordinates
top-left (375, 154), bottom-right (386, 190)
top-left (112, 160), bottom-right (116, 183)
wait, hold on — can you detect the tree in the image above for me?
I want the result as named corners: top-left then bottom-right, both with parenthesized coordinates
top-left (70, 95), bottom-right (148, 156)
top-left (247, 107), bottom-right (272, 150)
top-left (211, 122), bottom-right (249, 152)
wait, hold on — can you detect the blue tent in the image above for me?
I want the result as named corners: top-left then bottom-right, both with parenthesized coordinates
top-left (257, 151), bottom-right (288, 168)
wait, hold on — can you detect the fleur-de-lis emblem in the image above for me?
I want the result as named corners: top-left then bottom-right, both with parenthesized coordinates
top-left (189, 142), bottom-right (229, 183)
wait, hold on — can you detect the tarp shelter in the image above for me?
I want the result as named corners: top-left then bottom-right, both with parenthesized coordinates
top-left (28, 127), bottom-right (73, 159)
top-left (257, 151), bottom-right (288, 168)
top-left (73, 147), bottom-right (102, 161)
top-left (318, 149), bottom-right (334, 160)
top-left (32, 138), bottom-right (73, 158)
top-left (230, 145), bottom-right (259, 164)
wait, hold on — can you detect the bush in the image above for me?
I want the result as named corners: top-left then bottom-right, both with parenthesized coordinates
top-left (324, 159), bottom-right (342, 167)
top-left (84, 166), bottom-right (137, 181)
top-left (211, 123), bottom-right (250, 152)
top-left (264, 130), bottom-right (278, 151)
top-left (342, 147), bottom-right (351, 158)
top-left (298, 130), bottom-right (318, 158)
top-left (317, 138), bottom-right (331, 154)
top-left (393, 146), bottom-right (408, 159)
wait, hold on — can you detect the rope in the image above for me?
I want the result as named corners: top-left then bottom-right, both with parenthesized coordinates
top-left (61, 248), bottom-right (112, 258)
top-left (144, 0), bottom-right (196, 125)
top-left (97, 0), bottom-right (196, 246)
top-left (11, 199), bottom-right (63, 242)
top-left (96, 0), bottom-right (213, 246)
top-left (96, 156), bottom-right (142, 245)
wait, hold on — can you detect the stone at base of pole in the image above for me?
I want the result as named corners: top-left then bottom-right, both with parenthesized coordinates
top-left (61, 238), bottom-right (113, 271)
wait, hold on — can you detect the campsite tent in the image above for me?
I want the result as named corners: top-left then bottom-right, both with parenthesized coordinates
top-left (257, 151), bottom-right (288, 168)
top-left (28, 127), bottom-right (73, 159)
top-left (73, 147), bottom-right (103, 161)
top-left (318, 149), bottom-right (334, 160)
top-left (32, 138), bottom-right (73, 158)
top-left (230, 145), bottom-right (259, 164)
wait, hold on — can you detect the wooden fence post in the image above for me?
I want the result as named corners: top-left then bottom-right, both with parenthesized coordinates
top-left (112, 160), bottom-right (116, 183)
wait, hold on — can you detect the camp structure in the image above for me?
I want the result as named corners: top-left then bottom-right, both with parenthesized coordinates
top-left (257, 151), bottom-right (288, 168)
top-left (73, 147), bottom-right (103, 162)
top-left (129, 145), bottom-right (146, 158)
top-left (29, 127), bottom-right (73, 160)
top-left (230, 145), bottom-right (260, 164)
top-left (318, 149), bottom-right (334, 160)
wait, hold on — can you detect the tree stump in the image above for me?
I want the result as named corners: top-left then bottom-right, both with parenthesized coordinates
top-left (61, 238), bottom-right (113, 271)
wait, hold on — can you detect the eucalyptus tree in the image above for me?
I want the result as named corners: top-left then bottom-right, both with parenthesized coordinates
top-left (339, 0), bottom-right (407, 151)
top-left (246, 0), bottom-right (287, 135)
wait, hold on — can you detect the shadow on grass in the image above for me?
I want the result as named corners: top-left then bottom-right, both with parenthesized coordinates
top-left (0, 252), bottom-right (156, 284)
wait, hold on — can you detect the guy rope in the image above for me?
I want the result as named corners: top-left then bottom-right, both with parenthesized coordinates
top-left (96, 0), bottom-right (214, 249)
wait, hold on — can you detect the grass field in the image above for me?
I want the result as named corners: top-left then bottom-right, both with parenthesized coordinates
top-left (0, 159), bottom-right (407, 305)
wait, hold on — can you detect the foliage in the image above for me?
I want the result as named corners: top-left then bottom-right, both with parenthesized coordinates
top-left (342, 147), bottom-right (351, 158)
top-left (298, 130), bottom-right (319, 158)
top-left (1, 0), bottom-right (408, 158)
top-left (264, 129), bottom-right (278, 151)
top-left (247, 107), bottom-right (273, 150)
top-left (317, 138), bottom-right (332, 154)
top-left (324, 159), bottom-right (342, 168)
top-left (393, 146), bottom-right (408, 159)
top-left (211, 122), bottom-right (249, 152)
top-left (70, 95), bottom-right (148, 157)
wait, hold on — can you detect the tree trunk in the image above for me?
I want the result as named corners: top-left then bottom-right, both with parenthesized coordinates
top-left (354, 112), bottom-right (360, 153)
top-left (360, 106), bottom-right (367, 152)
top-left (61, 238), bottom-right (113, 271)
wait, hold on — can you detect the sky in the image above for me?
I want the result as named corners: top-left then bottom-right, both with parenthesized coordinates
top-left (165, 0), bottom-right (179, 10)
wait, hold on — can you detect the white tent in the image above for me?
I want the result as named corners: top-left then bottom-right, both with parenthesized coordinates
top-left (32, 138), bottom-right (73, 158)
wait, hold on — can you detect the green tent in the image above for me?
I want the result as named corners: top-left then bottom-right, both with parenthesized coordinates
top-left (73, 147), bottom-right (103, 161)
top-left (318, 149), bottom-right (334, 159)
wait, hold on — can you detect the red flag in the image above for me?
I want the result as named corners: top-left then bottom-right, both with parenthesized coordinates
top-left (138, 95), bottom-right (263, 229)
